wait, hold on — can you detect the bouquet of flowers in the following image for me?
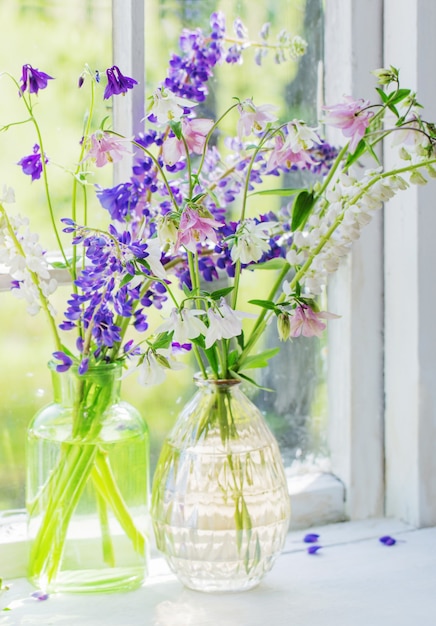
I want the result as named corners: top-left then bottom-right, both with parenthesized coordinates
top-left (1, 10), bottom-right (436, 591)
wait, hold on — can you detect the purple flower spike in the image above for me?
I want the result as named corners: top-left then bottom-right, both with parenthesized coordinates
top-left (379, 535), bottom-right (397, 546)
top-left (52, 351), bottom-right (73, 373)
top-left (20, 64), bottom-right (54, 95)
top-left (31, 590), bottom-right (49, 601)
top-left (303, 533), bottom-right (320, 543)
top-left (104, 65), bottom-right (138, 99)
top-left (307, 545), bottom-right (322, 555)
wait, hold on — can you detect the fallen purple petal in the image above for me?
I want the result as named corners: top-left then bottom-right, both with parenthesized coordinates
top-left (379, 535), bottom-right (397, 546)
top-left (303, 533), bottom-right (320, 543)
top-left (307, 545), bottom-right (323, 554)
top-left (31, 590), bottom-right (49, 601)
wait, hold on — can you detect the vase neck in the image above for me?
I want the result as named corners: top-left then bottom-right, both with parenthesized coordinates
top-left (50, 364), bottom-right (122, 406)
top-left (194, 375), bottom-right (241, 393)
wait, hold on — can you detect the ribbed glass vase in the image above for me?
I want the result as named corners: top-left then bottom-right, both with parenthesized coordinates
top-left (26, 363), bottom-right (150, 593)
top-left (151, 376), bottom-right (291, 592)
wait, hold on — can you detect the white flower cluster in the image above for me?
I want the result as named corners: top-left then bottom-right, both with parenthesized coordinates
top-left (0, 210), bottom-right (57, 316)
top-left (286, 167), bottom-right (409, 295)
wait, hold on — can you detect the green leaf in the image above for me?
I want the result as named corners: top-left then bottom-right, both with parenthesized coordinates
top-left (248, 298), bottom-right (277, 311)
top-left (209, 286), bottom-right (234, 300)
top-left (192, 336), bottom-right (219, 376)
top-left (150, 332), bottom-right (173, 350)
top-left (119, 273), bottom-right (134, 287)
top-left (344, 138), bottom-right (367, 167)
top-left (251, 257), bottom-right (287, 271)
top-left (388, 88), bottom-right (411, 105)
top-left (249, 187), bottom-right (301, 197)
top-left (291, 189), bottom-right (315, 231)
top-left (375, 87), bottom-right (388, 103)
top-left (49, 260), bottom-right (73, 269)
top-left (241, 347), bottom-right (280, 370)
top-left (229, 369), bottom-right (274, 392)
top-left (169, 120), bottom-right (182, 139)
top-left (228, 350), bottom-right (239, 367)
top-left (182, 282), bottom-right (193, 298)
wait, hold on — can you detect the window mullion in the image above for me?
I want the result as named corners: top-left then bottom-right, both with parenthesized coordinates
top-left (324, 0), bottom-right (385, 520)
top-left (111, 0), bottom-right (145, 183)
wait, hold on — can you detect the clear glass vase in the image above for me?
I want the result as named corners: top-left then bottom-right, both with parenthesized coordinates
top-left (151, 377), bottom-right (291, 592)
top-left (26, 363), bottom-right (150, 593)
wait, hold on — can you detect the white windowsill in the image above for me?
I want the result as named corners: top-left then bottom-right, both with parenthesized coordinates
top-left (0, 472), bottom-right (346, 580)
top-left (1, 518), bottom-right (433, 626)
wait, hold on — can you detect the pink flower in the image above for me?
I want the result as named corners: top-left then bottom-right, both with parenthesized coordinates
top-left (267, 134), bottom-right (314, 172)
top-left (162, 118), bottom-right (214, 165)
top-left (175, 207), bottom-right (223, 253)
top-left (322, 96), bottom-right (373, 152)
top-left (84, 131), bottom-right (129, 167)
top-left (237, 99), bottom-right (278, 139)
top-left (289, 304), bottom-right (339, 338)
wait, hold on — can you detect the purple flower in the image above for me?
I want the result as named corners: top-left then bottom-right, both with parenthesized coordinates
top-left (96, 182), bottom-right (139, 222)
top-left (303, 533), bottom-right (320, 543)
top-left (20, 64), bottom-right (53, 95)
top-left (307, 545), bottom-right (323, 555)
top-left (379, 535), bottom-right (397, 546)
top-left (18, 144), bottom-right (47, 181)
top-left (103, 65), bottom-right (138, 99)
top-left (78, 358), bottom-right (89, 375)
top-left (52, 351), bottom-right (73, 373)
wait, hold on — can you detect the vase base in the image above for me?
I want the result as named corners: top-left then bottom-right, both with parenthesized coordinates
top-left (176, 575), bottom-right (262, 593)
top-left (29, 566), bottom-right (146, 594)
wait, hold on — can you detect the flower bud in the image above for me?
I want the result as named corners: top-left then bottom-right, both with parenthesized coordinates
top-left (277, 312), bottom-right (291, 342)
top-left (371, 66), bottom-right (398, 85)
top-left (410, 170), bottom-right (427, 185)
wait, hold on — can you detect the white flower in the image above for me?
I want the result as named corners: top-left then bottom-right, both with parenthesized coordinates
top-left (156, 307), bottom-right (207, 344)
top-left (157, 215), bottom-right (178, 250)
top-left (285, 120), bottom-right (319, 151)
top-left (145, 237), bottom-right (167, 279)
top-left (1, 185), bottom-right (15, 204)
top-left (203, 299), bottom-right (249, 348)
top-left (230, 220), bottom-right (273, 264)
top-left (149, 87), bottom-right (197, 124)
top-left (133, 349), bottom-right (184, 387)
top-left (286, 248), bottom-right (305, 265)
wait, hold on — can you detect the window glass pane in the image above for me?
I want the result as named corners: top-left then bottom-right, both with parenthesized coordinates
top-left (0, 0), bottom-right (327, 512)
top-left (144, 0), bottom-right (329, 471)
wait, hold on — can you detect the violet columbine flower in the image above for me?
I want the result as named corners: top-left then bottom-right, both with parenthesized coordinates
top-left (307, 545), bottom-right (322, 555)
top-left (84, 131), bottom-right (130, 167)
top-left (18, 144), bottom-right (47, 181)
top-left (303, 533), bottom-right (320, 543)
top-left (322, 96), bottom-right (374, 152)
top-left (103, 65), bottom-right (138, 100)
top-left (175, 206), bottom-right (222, 253)
top-left (20, 64), bottom-right (53, 95)
top-left (52, 351), bottom-right (73, 373)
top-left (162, 118), bottom-right (214, 166)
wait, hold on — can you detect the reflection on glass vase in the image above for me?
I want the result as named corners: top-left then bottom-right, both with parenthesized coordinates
top-left (26, 363), bottom-right (150, 593)
top-left (151, 376), bottom-right (291, 592)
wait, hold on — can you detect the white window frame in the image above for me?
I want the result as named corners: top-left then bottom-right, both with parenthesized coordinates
top-left (3, 0), bottom-right (436, 581)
